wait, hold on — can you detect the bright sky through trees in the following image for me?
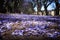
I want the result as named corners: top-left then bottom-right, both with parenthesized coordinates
top-left (34, 2), bottom-right (56, 11)
top-left (34, 0), bottom-right (60, 11)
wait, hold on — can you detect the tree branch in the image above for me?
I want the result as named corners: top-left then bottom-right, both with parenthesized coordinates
top-left (47, 0), bottom-right (54, 7)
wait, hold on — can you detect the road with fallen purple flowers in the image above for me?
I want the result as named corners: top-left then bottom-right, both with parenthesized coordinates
top-left (0, 14), bottom-right (60, 39)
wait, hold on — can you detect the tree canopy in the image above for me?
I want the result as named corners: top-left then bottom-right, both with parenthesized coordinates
top-left (0, 0), bottom-right (60, 15)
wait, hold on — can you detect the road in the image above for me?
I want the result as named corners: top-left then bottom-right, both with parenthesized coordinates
top-left (0, 14), bottom-right (60, 38)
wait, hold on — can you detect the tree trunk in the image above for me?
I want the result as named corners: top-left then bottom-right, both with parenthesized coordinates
top-left (44, 4), bottom-right (48, 15)
top-left (0, 0), bottom-right (6, 13)
top-left (37, 0), bottom-right (42, 15)
top-left (55, 0), bottom-right (59, 15)
top-left (37, 0), bottom-right (39, 15)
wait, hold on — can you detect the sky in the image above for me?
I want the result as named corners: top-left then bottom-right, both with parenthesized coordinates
top-left (34, 0), bottom-right (60, 11)
top-left (34, 2), bottom-right (56, 11)
top-left (42, 2), bottom-right (56, 10)
top-left (25, 0), bottom-right (60, 11)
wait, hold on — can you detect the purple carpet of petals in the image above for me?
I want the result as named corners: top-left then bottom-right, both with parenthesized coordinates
top-left (0, 14), bottom-right (60, 39)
